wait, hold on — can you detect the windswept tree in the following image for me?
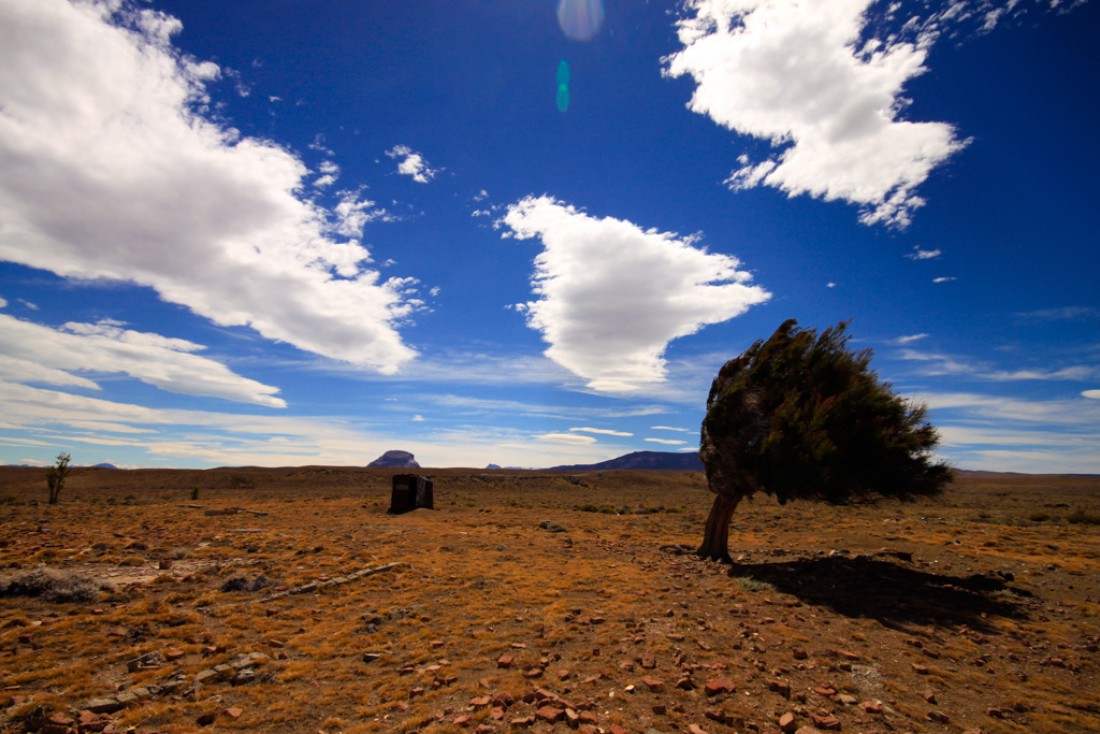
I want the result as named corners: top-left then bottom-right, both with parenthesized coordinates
top-left (46, 452), bottom-right (71, 505)
top-left (698, 320), bottom-right (951, 561)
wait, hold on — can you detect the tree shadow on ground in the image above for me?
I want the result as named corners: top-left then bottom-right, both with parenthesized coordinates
top-left (730, 555), bottom-right (1033, 632)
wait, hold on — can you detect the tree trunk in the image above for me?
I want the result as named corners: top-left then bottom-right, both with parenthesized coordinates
top-left (697, 491), bottom-right (742, 562)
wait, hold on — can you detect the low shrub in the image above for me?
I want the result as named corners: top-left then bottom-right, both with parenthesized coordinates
top-left (0, 568), bottom-right (106, 602)
top-left (1067, 509), bottom-right (1100, 525)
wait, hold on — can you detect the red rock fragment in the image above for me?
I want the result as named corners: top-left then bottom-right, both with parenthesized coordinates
top-left (705, 677), bottom-right (736, 696)
top-left (812, 713), bottom-right (841, 730)
top-left (470, 695), bottom-right (491, 708)
top-left (864, 701), bottom-right (884, 714)
top-left (496, 654), bottom-right (514, 668)
top-left (535, 706), bottom-right (565, 723)
top-left (688, 725), bottom-right (709, 734)
top-left (224, 706), bottom-right (243, 719)
top-left (643, 677), bottom-right (663, 691)
top-left (769, 679), bottom-right (791, 698)
top-left (609, 726), bottom-right (630, 734)
top-left (779, 711), bottom-right (797, 733)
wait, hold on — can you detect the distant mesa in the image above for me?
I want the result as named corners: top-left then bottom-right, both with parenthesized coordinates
top-left (549, 450), bottom-right (703, 472)
top-left (92, 463), bottom-right (119, 470)
top-left (485, 464), bottom-right (502, 470)
top-left (368, 450), bottom-right (420, 469)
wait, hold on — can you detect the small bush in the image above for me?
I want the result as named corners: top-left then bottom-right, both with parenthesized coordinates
top-left (574, 503), bottom-right (617, 514)
top-left (1028, 512), bottom-right (1051, 522)
top-left (734, 576), bottom-right (776, 594)
top-left (0, 568), bottom-right (106, 603)
top-left (1067, 509), bottom-right (1100, 525)
top-left (220, 574), bottom-right (272, 593)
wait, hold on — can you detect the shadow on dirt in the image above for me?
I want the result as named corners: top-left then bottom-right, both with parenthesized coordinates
top-left (731, 555), bottom-right (1032, 632)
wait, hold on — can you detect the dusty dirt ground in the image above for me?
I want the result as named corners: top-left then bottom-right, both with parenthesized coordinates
top-left (0, 466), bottom-right (1097, 734)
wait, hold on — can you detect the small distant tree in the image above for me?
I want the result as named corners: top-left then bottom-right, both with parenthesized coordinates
top-left (46, 452), bottom-right (71, 505)
top-left (698, 320), bottom-right (951, 562)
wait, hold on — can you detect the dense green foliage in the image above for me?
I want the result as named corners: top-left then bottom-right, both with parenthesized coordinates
top-left (702, 320), bottom-right (951, 506)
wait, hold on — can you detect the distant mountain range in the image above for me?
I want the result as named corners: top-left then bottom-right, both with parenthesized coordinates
top-left (549, 450), bottom-right (703, 472)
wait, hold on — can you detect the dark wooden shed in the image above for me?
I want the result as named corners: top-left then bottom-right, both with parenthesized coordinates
top-left (388, 474), bottom-right (434, 514)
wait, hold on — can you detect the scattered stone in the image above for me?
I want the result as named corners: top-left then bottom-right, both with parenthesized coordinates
top-left (792, 647), bottom-right (809, 660)
top-left (362, 652), bottom-right (382, 663)
top-left (769, 679), bottom-right (791, 698)
top-left (705, 677), bottom-right (736, 696)
top-left (535, 706), bottom-right (565, 723)
top-left (83, 698), bottom-right (124, 715)
top-left (864, 701), bottom-right (884, 715)
top-left (126, 651), bottom-right (164, 672)
top-left (196, 712), bottom-right (217, 726)
top-left (497, 654), bottom-right (514, 668)
top-left (928, 711), bottom-right (950, 724)
top-left (779, 712), bottom-right (797, 733)
top-left (812, 713), bottom-right (841, 730)
top-left (643, 677), bottom-right (664, 691)
top-left (224, 706), bottom-right (243, 719)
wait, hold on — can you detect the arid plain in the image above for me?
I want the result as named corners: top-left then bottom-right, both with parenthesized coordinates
top-left (0, 466), bottom-right (1097, 734)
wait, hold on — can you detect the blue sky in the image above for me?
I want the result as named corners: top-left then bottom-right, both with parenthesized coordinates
top-left (1, 0), bottom-right (1098, 472)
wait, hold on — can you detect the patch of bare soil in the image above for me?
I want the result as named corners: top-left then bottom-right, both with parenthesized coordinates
top-left (0, 466), bottom-right (1097, 734)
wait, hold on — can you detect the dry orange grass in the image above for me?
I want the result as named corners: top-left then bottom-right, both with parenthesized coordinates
top-left (0, 467), bottom-right (1097, 733)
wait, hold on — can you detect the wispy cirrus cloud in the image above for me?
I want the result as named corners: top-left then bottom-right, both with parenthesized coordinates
top-left (906, 246), bottom-right (942, 260)
top-left (915, 390), bottom-right (1100, 473)
top-left (644, 437), bottom-right (689, 446)
top-left (1015, 306), bottom-right (1100, 322)
top-left (0, 0), bottom-right (418, 375)
top-left (898, 348), bottom-right (1096, 383)
top-left (0, 314), bottom-right (285, 407)
top-left (500, 195), bottom-right (770, 392)
top-left (571, 427), bottom-right (634, 437)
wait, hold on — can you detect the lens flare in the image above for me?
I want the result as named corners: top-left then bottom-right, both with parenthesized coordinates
top-left (557, 0), bottom-right (605, 42)
top-left (556, 60), bottom-right (571, 112)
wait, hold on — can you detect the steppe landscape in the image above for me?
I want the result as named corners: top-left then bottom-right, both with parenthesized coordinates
top-left (0, 466), bottom-right (1097, 734)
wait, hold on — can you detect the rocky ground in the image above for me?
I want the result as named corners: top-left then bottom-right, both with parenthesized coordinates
top-left (0, 466), bottom-right (1097, 734)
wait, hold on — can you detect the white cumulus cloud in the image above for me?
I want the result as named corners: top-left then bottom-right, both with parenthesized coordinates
top-left (664, 0), bottom-right (967, 227)
top-left (386, 145), bottom-right (438, 183)
top-left (501, 195), bottom-right (770, 392)
top-left (0, 0), bottom-right (417, 374)
top-left (0, 314), bottom-right (285, 407)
